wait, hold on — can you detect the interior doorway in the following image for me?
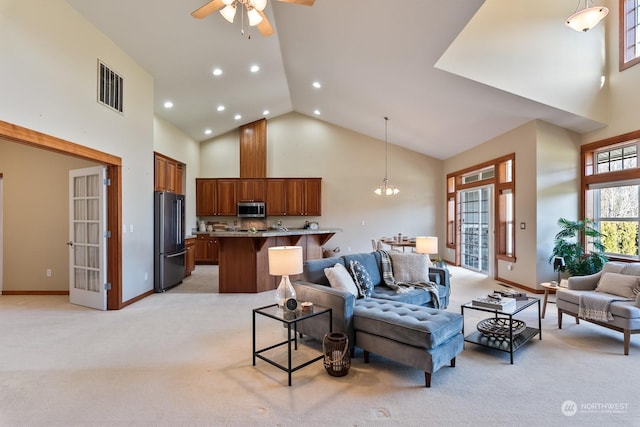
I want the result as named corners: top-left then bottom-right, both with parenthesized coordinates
top-left (0, 120), bottom-right (124, 309)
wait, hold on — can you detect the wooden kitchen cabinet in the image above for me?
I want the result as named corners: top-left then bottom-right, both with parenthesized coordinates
top-left (265, 179), bottom-right (287, 216)
top-left (195, 234), bottom-right (218, 264)
top-left (154, 152), bottom-right (184, 194)
top-left (196, 177), bottom-right (321, 217)
top-left (184, 237), bottom-right (196, 276)
top-left (195, 179), bottom-right (237, 216)
top-left (237, 178), bottom-right (265, 202)
top-left (286, 178), bottom-right (321, 216)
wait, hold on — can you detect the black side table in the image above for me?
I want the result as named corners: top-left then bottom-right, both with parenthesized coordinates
top-left (252, 303), bottom-right (332, 386)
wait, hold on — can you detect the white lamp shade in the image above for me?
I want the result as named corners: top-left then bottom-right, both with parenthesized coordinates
top-left (247, 8), bottom-right (263, 26)
top-left (252, 0), bottom-right (268, 11)
top-left (566, 6), bottom-right (609, 32)
top-left (222, 0), bottom-right (235, 5)
top-left (415, 236), bottom-right (438, 255)
top-left (220, 5), bottom-right (237, 23)
top-left (268, 246), bottom-right (303, 276)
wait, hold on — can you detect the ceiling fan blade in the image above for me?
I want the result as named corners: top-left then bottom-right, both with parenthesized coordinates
top-left (277, 0), bottom-right (315, 5)
top-left (191, 0), bottom-right (225, 19)
top-left (257, 11), bottom-right (274, 36)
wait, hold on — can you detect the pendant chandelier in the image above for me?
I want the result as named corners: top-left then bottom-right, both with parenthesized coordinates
top-left (565, 0), bottom-right (609, 32)
top-left (374, 117), bottom-right (399, 196)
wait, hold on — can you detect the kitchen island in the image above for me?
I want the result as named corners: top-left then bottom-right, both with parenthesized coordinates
top-left (202, 229), bottom-right (340, 293)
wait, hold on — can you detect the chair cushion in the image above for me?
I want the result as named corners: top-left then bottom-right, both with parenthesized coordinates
top-left (596, 272), bottom-right (640, 299)
top-left (324, 263), bottom-right (359, 297)
top-left (353, 299), bottom-right (462, 350)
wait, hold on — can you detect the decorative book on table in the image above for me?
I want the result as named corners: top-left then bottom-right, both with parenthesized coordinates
top-left (472, 295), bottom-right (517, 311)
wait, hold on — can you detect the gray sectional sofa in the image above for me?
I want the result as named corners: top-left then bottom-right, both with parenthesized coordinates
top-left (292, 251), bottom-right (461, 387)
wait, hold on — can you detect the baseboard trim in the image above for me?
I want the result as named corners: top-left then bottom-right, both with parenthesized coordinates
top-left (120, 289), bottom-right (155, 309)
top-left (1, 290), bottom-right (70, 295)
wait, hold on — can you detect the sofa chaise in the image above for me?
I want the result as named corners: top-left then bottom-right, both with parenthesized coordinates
top-left (557, 261), bottom-right (640, 355)
top-left (292, 251), bottom-right (462, 387)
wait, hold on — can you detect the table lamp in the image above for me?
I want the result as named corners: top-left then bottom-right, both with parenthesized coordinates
top-left (268, 246), bottom-right (303, 308)
top-left (553, 256), bottom-right (566, 285)
top-left (415, 236), bottom-right (438, 263)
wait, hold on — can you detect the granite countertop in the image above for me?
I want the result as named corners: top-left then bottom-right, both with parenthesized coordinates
top-left (192, 228), bottom-right (341, 237)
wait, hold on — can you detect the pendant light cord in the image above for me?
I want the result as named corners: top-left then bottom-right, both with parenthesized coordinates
top-left (384, 116), bottom-right (389, 180)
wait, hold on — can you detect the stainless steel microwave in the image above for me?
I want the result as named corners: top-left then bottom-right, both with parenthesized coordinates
top-left (237, 201), bottom-right (266, 218)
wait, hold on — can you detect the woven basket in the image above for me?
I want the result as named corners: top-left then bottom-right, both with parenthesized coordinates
top-left (322, 332), bottom-right (350, 377)
top-left (477, 318), bottom-right (526, 338)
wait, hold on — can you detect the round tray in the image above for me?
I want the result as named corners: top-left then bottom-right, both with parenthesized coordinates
top-left (477, 318), bottom-right (526, 338)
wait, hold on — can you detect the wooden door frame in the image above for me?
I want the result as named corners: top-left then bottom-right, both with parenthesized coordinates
top-left (0, 120), bottom-right (123, 310)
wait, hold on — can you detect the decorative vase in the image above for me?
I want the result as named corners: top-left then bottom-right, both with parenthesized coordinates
top-left (275, 275), bottom-right (296, 308)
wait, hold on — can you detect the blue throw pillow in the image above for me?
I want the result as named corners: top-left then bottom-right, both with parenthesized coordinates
top-left (349, 260), bottom-right (374, 298)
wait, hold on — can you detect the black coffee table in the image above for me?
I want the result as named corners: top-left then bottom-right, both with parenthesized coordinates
top-left (461, 297), bottom-right (541, 364)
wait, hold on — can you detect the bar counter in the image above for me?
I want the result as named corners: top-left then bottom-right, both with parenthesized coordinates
top-left (199, 229), bottom-right (340, 293)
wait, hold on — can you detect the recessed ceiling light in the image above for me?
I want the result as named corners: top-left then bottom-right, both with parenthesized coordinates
top-left (312, 81), bottom-right (322, 89)
top-left (217, 105), bottom-right (225, 112)
top-left (212, 68), bottom-right (223, 76)
top-left (234, 114), bottom-right (242, 120)
top-left (250, 65), bottom-right (260, 73)
top-left (314, 109), bottom-right (321, 115)
top-left (164, 101), bottom-right (174, 109)
top-left (205, 129), bottom-right (212, 135)
top-left (263, 110), bottom-right (270, 116)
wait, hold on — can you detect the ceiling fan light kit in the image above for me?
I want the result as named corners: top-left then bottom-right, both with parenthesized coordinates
top-left (192, 0), bottom-right (314, 37)
top-left (565, 0), bottom-right (609, 32)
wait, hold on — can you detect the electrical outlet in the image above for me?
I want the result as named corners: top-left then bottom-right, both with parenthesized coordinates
top-left (46, 269), bottom-right (52, 277)
top-left (361, 220), bottom-right (365, 226)
top-left (144, 272), bottom-right (148, 281)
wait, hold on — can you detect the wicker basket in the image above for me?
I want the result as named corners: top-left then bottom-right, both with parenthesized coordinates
top-left (322, 332), bottom-right (350, 377)
top-left (477, 318), bottom-right (526, 338)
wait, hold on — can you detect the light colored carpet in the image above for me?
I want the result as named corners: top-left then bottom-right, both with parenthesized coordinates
top-left (0, 265), bottom-right (638, 426)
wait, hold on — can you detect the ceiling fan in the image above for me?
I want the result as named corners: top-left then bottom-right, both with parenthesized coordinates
top-left (192, 0), bottom-right (315, 37)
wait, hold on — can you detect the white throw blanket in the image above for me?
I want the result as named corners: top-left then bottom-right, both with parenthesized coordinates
top-left (578, 292), bottom-right (630, 322)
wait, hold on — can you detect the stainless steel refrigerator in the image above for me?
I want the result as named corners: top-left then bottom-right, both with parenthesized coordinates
top-left (154, 192), bottom-right (186, 292)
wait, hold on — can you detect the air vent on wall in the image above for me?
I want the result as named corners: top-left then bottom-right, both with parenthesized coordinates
top-left (97, 60), bottom-right (123, 114)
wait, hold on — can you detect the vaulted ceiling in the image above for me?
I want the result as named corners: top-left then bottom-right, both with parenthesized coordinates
top-left (65, 0), bottom-right (607, 159)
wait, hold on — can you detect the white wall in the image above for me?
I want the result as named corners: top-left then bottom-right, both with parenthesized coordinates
top-left (583, 0), bottom-right (640, 143)
top-left (200, 112), bottom-right (443, 255)
top-left (437, 0), bottom-right (609, 124)
top-left (0, 0), bottom-right (155, 301)
top-left (535, 122), bottom-right (581, 284)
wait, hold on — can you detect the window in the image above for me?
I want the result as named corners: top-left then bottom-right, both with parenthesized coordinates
top-left (595, 143), bottom-right (637, 173)
top-left (589, 184), bottom-right (640, 256)
top-left (583, 130), bottom-right (640, 259)
top-left (620, 0), bottom-right (640, 71)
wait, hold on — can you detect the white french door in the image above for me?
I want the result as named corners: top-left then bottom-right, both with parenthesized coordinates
top-left (460, 186), bottom-right (492, 275)
top-left (69, 166), bottom-right (107, 310)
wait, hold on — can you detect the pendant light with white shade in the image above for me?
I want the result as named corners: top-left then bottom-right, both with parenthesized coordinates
top-left (374, 117), bottom-right (399, 196)
top-left (565, 0), bottom-right (609, 32)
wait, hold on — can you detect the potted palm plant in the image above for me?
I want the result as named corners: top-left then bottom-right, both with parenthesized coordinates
top-left (549, 218), bottom-right (608, 277)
